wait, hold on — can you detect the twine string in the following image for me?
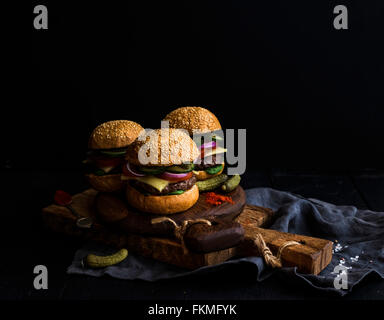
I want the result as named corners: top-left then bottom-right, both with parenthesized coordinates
top-left (253, 233), bottom-right (300, 268)
top-left (151, 217), bottom-right (212, 254)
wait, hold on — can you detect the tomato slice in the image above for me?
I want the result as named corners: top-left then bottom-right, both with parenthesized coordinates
top-left (93, 156), bottom-right (123, 169)
top-left (200, 146), bottom-right (216, 159)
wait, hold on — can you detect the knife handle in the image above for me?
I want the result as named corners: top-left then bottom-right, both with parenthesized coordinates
top-left (184, 220), bottom-right (244, 253)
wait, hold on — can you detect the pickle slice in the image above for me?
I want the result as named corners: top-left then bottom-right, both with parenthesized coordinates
top-left (99, 150), bottom-right (126, 157)
top-left (166, 164), bottom-right (194, 173)
top-left (94, 169), bottom-right (106, 176)
top-left (221, 174), bottom-right (241, 193)
top-left (196, 174), bottom-right (228, 192)
top-left (205, 164), bottom-right (223, 175)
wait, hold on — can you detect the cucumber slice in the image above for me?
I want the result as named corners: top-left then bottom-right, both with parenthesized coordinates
top-left (94, 169), bottom-right (106, 176)
top-left (166, 164), bottom-right (194, 173)
top-left (205, 164), bottom-right (223, 175)
top-left (99, 150), bottom-right (126, 157)
top-left (137, 166), bottom-right (166, 175)
top-left (166, 190), bottom-right (185, 195)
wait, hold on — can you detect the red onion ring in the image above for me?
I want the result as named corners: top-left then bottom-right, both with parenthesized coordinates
top-left (199, 141), bottom-right (216, 149)
top-left (126, 162), bottom-right (145, 177)
top-left (159, 171), bottom-right (190, 181)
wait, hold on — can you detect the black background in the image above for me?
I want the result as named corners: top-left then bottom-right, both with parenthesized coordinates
top-left (3, 1), bottom-right (384, 171)
top-left (2, 1), bottom-right (384, 302)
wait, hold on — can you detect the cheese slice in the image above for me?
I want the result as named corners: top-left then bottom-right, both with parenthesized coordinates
top-left (214, 135), bottom-right (224, 141)
top-left (135, 175), bottom-right (169, 192)
top-left (203, 146), bottom-right (227, 159)
top-left (99, 165), bottom-right (115, 173)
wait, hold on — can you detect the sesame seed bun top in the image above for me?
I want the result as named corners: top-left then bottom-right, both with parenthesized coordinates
top-left (125, 128), bottom-right (200, 166)
top-left (163, 106), bottom-right (221, 135)
top-left (89, 120), bottom-right (144, 149)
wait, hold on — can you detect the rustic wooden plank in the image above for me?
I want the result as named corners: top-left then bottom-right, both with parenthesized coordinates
top-left (43, 187), bottom-right (332, 273)
top-left (235, 202), bottom-right (333, 275)
top-left (237, 227), bottom-right (333, 275)
top-left (95, 187), bottom-right (246, 237)
top-left (236, 204), bottom-right (275, 228)
top-left (42, 188), bottom-right (273, 270)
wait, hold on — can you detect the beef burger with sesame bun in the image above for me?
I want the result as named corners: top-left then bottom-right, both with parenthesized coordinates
top-left (123, 128), bottom-right (200, 214)
top-left (85, 120), bottom-right (144, 192)
top-left (163, 106), bottom-right (227, 181)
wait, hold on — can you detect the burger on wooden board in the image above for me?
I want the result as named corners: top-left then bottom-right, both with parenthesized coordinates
top-left (85, 120), bottom-right (144, 192)
top-left (163, 106), bottom-right (227, 181)
top-left (122, 128), bottom-right (200, 214)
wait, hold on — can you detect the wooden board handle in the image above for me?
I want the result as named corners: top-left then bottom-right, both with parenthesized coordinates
top-left (237, 227), bottom-right (333, 275)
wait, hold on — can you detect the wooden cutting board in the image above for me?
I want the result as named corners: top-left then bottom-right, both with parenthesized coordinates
top-left (42, 189), bottom-right (333, 273)
top-left (42, 189), bottom-right (273, 269)
top-left (95, 187), bottom-right (246, 237)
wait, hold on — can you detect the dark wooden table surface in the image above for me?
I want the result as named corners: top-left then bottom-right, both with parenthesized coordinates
top-left (1, 168), bottom-right (384, 300)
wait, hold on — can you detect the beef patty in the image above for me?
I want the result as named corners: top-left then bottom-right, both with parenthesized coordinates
top-left (132, 175), bottom-right (197, 195)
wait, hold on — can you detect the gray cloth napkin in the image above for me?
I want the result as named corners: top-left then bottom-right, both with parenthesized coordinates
top-left (67, 187), bottom-right (384, 296)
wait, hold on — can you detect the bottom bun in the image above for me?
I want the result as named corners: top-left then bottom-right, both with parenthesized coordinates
top-left (126, 184), bottom-right (199, 214)
top-left (86, 173), bottom-right (125, 192)
top-left (194, 164), bottom-right (224, 181)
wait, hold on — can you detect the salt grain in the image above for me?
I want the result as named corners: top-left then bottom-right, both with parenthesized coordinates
top-left (334, 243), bottom-right (343, 252)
